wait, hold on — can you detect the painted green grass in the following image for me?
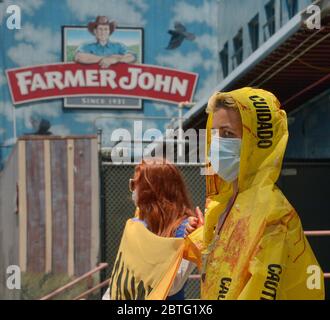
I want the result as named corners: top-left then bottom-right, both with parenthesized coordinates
top-left (66, 45), bottom-right (77, 62)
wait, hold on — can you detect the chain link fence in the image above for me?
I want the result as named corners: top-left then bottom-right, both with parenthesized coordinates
top-left (100, 161), bottom-right (205, 299)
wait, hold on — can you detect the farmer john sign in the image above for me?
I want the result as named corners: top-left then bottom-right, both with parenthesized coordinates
top-left (6, 16), bottom-right (198, 108)
top-left (6, 62), bottom-right (198, 106)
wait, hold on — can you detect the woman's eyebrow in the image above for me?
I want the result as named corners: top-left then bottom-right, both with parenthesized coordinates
top-left (219, 125), bottom-right (232, 130)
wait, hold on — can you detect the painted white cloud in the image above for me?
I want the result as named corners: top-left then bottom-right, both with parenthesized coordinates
top-left (51, 124), bottom-right (71, 136)
top-left (156, 0), bottom-right (220, 99)
top-left (0, 102), bottom-right (17, 145)
top-left (157, 33), bottom-right (218, 72)
top-left (7, 0), bottom-right (43, 15)
top-left (66, 0), bottom-right (148, 26)
top-left (152, 103), bottom-right (178, 118)
top-left (75, 112), bottom-right (146, 124)
top-left (0, 100), bottom-right (62, 129)
top-left (73, 113), bottom-right (162, 144)
top-left (195, 33), bottom-right (219, 72)
top-left (156, 51), bottom-right (203, 72)
top-left (75, 111), bottom-right (169, 133)
top-left (98, 117), bottom-right (159, 131)
top-left (2, 137), bottom-right (17, 147)
top-left (155, 47), bottom-right (219, 101)
top-left (0, 111), bottom-right (16, 144)
top-left (143, 120), bottom-right (159, 131)
top-left (170, 0), bottom-right (219, 29)
top-left (156, 1), bottom-right (221, 104)
top-left (0, 100), bottom-right (64, 147)
top-left (196, 34), bottom-right (217, 50)
top-left (7, 23), bottom-right (61, 66)
top-left (0, 0), bottom-right (43, 24)
top-left (0, 101), bottom-right (15, 122)
top-left (17, 101), bottom-right (61, 120)
top-left (195, 69), bottom-right (218, 101)
top-left (193, 33), bottom-right (219, 98)
top-left (129, 0), bottom-right (148, 12)
top-left (73, 113), bottom-right (98, 124)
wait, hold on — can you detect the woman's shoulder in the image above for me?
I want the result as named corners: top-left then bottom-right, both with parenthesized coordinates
top-left (131, 217), bottom-right (148, 228)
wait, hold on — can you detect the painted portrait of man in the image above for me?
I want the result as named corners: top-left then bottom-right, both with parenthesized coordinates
top-left (63, 16), bottom-right (143, 109)
top-left (75, 16), bottom-right (137, 68)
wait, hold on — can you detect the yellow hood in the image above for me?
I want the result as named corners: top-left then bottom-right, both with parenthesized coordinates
top-left (204, 87), bottom-right (288, 247)
top-left (189, 87), bottom-right (324, 300)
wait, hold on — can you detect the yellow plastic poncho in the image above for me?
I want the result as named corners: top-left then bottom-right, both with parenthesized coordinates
top-left (108, 219), bottom-right (200, 300)
top-left (189, 87), bottom-right (324, 300)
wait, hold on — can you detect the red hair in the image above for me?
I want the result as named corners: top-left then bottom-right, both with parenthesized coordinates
top-left (134, 158), bottom-right (194, 237)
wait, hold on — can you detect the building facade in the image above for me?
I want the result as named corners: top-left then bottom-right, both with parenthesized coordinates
top-left (184, 0), bottom-right (330, 160)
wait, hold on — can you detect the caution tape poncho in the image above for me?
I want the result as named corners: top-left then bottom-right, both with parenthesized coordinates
top-left (108, 219), bottom-right (200, 300)
top-left (188, 87), bottom-right (324, 300)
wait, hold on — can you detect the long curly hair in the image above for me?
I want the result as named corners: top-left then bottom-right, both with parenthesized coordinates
top-left (133, 158), bottom-right (194, 237)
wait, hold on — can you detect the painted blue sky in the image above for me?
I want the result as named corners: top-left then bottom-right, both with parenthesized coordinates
top-left (0, 0), bottom-right (220, 166)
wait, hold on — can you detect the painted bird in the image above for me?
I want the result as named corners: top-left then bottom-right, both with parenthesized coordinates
top-left (166, 22), bottom-right (196, 49)
top-left (30, 116), bottom-right (52, 135)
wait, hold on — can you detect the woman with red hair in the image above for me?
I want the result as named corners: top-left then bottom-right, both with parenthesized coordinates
top-left (105, 157), bottom-right (203, 300)
top-left (129, 158), bottom-right (202, 299)
top-left (131, 158), bottom-right (195, 237)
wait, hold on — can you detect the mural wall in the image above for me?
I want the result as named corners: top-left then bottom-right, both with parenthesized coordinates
top-left (0, 0), bottom-right (221, 168)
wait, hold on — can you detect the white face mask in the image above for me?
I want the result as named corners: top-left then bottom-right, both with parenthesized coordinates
top-left (210, 136), bottom-right (241, 182)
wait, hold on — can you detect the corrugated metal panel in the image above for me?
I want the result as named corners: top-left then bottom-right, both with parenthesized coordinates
top-left (50, 139), bottom-right (68, 274)
top-left (26, 140), bottom-right (46, 273)
top-left (13, 135), bottom-right (99, 277)
top-left (74, 139), bottom-right (92, 276)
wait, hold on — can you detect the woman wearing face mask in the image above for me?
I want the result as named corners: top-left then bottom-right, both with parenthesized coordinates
top-left (187, 87), bottom-right (324, 300)
top-left (105, 158), bottom-right (203, 300)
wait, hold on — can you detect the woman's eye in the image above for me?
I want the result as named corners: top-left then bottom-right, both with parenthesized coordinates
top-left (223, 131), bottom-right (232, 137)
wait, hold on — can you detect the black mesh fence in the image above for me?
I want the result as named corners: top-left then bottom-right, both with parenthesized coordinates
top-left (100, 162), bottom-right (205, 300)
